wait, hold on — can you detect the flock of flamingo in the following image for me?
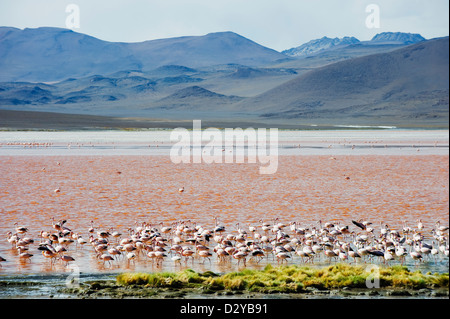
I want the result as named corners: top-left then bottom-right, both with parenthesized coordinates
top-left (1, 216), bottom-right (449, 271)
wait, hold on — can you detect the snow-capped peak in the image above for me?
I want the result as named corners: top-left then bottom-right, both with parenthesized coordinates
top-left (282, 36), bottom-right (360, 57)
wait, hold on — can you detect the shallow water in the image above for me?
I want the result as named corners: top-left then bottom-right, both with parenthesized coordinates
top-left (0, 129), bottom-right (448, 156)
top-left (0, 130), bottom-right (448, 297)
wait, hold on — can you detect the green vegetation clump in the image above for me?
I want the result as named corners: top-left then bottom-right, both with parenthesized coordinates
top-left (115, 264), bottom-right (449, 294)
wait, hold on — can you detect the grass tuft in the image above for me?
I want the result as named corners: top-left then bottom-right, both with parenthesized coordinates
top-left (116, 264), bottom-right (449, 293)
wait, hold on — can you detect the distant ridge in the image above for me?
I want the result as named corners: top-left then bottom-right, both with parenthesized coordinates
top-left (0, 27), bottom-right (288, 82)
top-left (282, 36), bottom-right (360, 57)
top-left (371, 32), bottom-right (426, 44)
top-left (283, 32), bottom-right (427, 57)
top-left (151, 85), bottom-right (243, 111)
top-left (236, 37), bottom-right (449, 126)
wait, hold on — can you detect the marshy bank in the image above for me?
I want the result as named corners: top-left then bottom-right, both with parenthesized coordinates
top-left (58, 264), bottom-right (448, 299)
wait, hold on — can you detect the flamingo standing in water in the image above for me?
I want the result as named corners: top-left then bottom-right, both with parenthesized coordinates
top-left (435, 221), bottom-right (449, 232)
top-left (41, 249), bottom-right (58, 265)
top-left (417, 219), bottom-right (424, 231)
top-left (171, 254), bottom-right (182, 265)
top-left (233, 251), bottom-right (247, 266)
top-left (6, 232), bottom-right (19, 248)
top-left (76, 236), bottom-right (87, 248)
top-left (395, 244), bottom-right (408, 265)
top-left (18, 250), bottom-right (33, 262)
top-left (324, 248), bottom-right (338, 262)
top-left (3, 213), bottom-right (448, 273)
top-left (410, 250), bottom-right (423, 265)
top-left (126, 252), bottom-right (136, 264)
top-left (98, 254), bottom-right (114, 267)
top-left (198, 250), bottom-right (213, 264)
top-left (88, 221), bottom-right (95, 233)
top-left (276, 252), bottom-right (291, 264)
top-left (61, 255), bottom-right (75, 267)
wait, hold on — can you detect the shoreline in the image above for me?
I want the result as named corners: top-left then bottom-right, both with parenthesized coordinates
top-left (1, 110), bottom-right (449, 131)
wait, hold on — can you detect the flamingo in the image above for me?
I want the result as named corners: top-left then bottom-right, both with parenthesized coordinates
top-left (417, 219), bottom-right (424, 231)
top-left (324, 248), bottom-right (338, 262)
top-left (108, 248), bottom-right (122, 260)
top-left (216, 248), bottom-right (229, 263)
top-left (39, 230), bottom-right (51, 243)
top-left (41, 249), bottom-right (58, 264)
top-left (88, 221), bottom-right (95, 233)
top-left (154, 251), bottom-right (167, 266)
top-left (198, 250), bottom-right (213, 264)
top-left (160, 223), bottom-right (172, 235)
top-left (395, 245), bottom-right (408, 265)
top-left (122, 244), bottom-right (137, 256)
top-left (295, 249), bottom-right (310, 263)
top-left (260, 220), bottom-right (271, 234)
top-left (348, 248), bottom-right (361, 263)
top-left (431, 244), bottom-right (439, 261)
top-left (232, 251), bottom-right (247, 266)
top-left (14, 223), bottom-right (28, 234)
top-left (97, 230), bottom-right (111, 239)
top-left (250, 249), bottom-right (265, 263)
top-left (338, 248), bottom-right (348, 262)
top-left (171, 255), bottom-right (182, 265)
top-left (380, 222), bottom-right (389, 237)
top-left (51, 218), bottom-right (65, 231)
top-left (110, 228), bottom-right (122, 240)
top-left (383, 247), bottom-right (395, 265)
top-left (126, 252), bottom-right (136, 264)
top-left (61, 255), bottom-right (75, 267)
top-left (435, 221), bottom-right (449, 232)
top-left (181, 248), bottom-right (195, 263)
top-left (77, 236), bottom-right (87, 248)
top-left (410, 250), bottom-right (423, 265)
top-left (276, 252), bottom-right (291, 264)
top-left (213, 217), bottom-right (226, 233)
top-left (248, 224), bottom-right (257, 233)
top-left (3, 215), bottom-right (449, 273)
top-left (420, 243), bottom-right (432, 259)
top-left (18, 251), bottom-right (33, 262)
top-left (352, 220), bottom-right (366, 231)
top-left (6, 232), bottom-right (19, 247)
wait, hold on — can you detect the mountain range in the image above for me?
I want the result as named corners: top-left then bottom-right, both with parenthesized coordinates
top-left (282, 36), bottom-right (361, 57)
top-left (238, 37), bottom-right (448, 126)
top-left (282, 32), bottom-right (425, 57)
top-left (0, 27), bottom-right (287, 82)
top-left (0, 28), bottom-right (448, 128)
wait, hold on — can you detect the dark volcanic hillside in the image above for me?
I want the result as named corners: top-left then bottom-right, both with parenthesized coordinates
top-left (149, 85), bottom-right (243, 111)
top-left (236, 37), bottom-right (449, 126)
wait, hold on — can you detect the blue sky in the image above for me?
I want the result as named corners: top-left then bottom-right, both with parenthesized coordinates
top-left (0, 0), bottom-right (448, 51)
